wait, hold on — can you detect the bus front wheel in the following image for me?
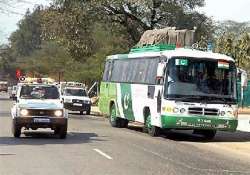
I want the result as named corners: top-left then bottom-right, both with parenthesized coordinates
top-left (145, 115), bottom-right (161, 137)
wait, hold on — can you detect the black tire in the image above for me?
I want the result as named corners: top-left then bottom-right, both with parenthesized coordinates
top-left (148, 125), bottom-right (161, 137)
top-left (109, 104), bottom-right (122, 127)
top-left (120, 118), bottom-right (129, 128)
top-left (12, 120), bottom-right (21, 138)
top-left (80, 111), bottom-right (84, 115)
top-left (54, 127), bottom-right (60, 135)
top-left (59, 120), bottom-right (68, 139)
top-left (145, 115), bottom-right (161, 137)
top-left (194, 129), bottom-right (216, 140)
top-left (86, 107), bottom-right (91, 115)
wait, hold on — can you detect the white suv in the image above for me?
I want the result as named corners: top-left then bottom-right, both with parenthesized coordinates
top-left (11, 84), bottom-right (68, 139)
top-left (62, 87), bottom-right (91, 115)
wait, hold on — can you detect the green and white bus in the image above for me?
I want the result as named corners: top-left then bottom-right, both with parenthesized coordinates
top-left (99, 44), bottom-right (239, 139)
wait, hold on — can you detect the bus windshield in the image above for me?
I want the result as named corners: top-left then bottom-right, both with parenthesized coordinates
top-left (164, 57), bottom-right (237, 104)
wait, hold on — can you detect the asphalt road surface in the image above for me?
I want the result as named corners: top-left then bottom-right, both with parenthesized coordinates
top-left (1, 92), bottom-right (250, 175)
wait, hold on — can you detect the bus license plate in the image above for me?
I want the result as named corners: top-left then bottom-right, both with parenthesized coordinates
top-left (33, 118), bottom-right (50, 123)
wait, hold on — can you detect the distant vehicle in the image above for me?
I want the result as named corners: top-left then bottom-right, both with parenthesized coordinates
top-left (62, 87), bottom-right (91, 115)
top-left (9, 85), bottom-right (17, 99)
top-left (11, 80), bottom-right (68, 139)
top-left (0, 81), bottom-right (8, 92)
top-left (99, 44), bottom-right (241, 139)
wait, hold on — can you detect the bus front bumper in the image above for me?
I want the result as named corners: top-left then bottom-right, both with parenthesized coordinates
top-left (161, 115), bottom-right (238, 132)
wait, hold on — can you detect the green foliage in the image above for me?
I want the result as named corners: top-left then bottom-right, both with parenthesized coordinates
top-left (9, 8), bottom-right (42, 57)
top-left (3, 0), bottom-right (215, 84)
top-left (215, 32), bottom-right (250, 74)
top-left (89, 0), bottom-right (210, 43)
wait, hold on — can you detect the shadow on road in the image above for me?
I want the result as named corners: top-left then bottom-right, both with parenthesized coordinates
top-left (0, 131), bottom-right (106, 146)
top-left (0, 111), bottom-right (11, 117)
top-left (127, 125), bottom-right (250, 143)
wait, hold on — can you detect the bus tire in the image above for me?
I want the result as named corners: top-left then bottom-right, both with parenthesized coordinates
top-left (145, 115), bottom-right (161, 137)
top-left (120, 118), bottom-right (129, 128)
top-left (109, 104), bottom-right (122, 128)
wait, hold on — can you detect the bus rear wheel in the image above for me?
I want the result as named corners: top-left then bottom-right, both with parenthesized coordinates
top-left (109, 104), bottom-right (121, 128)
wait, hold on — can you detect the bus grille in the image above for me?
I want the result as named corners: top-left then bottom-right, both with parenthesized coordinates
top-left (188, 107), bottom-right (219, 116)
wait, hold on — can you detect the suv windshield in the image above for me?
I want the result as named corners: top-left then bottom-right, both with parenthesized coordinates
top-left (20, 85), bottom-right (59, 99)
top-left (64, 89), bottom-right (87, 97)
top-left (164, 57), bottom-right (237, 104)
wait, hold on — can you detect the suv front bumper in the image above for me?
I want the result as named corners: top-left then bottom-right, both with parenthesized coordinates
top-left (64, 102), bottom-right (91, 111)
top-left (14, 117), bottom-right (67, 129)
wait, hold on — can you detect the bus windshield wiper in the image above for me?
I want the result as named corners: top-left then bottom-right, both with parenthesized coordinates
top-left (207, 96), bottom-right (236, 104)
top-left (169, 96), bottom-right (207, 102)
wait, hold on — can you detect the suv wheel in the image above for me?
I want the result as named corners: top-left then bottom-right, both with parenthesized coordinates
top-left (86, 107), bottom-right (91, 115)
top-left (12, 120), bottom-right (21, 138)
top-left (59, 124), bottom-right (67, 139)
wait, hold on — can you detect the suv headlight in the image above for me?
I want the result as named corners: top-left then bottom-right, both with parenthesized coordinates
top-left (20, 109), bottom-right (29, 116)
top-left (54, 110), bottom-right (63, 117)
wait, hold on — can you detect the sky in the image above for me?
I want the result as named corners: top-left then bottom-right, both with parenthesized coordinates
top-left (0, 0), bottom-right (51, 44)
top-left (0, 0), bottom-right (250, 44)
top-left (199, 0), bottom-right (250, 22)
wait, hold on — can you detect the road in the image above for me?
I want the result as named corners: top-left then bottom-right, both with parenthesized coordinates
top-left (1, 93), bottom-right (250, 175)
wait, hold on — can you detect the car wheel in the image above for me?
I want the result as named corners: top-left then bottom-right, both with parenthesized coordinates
top-left (80, 111), bottom-right (84, 115)
top-left (12, 120), bottom-right (21, 138)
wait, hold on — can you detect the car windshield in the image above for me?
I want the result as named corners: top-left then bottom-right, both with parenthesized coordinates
top-left (20, 85), bottom-right (60, 99)
top-left (64, 89), bottom-right (87, 97)
top-left (164, 57), bottom-right (237, 104)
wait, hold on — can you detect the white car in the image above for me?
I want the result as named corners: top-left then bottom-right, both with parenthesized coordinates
top-left (62, 87), bottom-right (91, 115)
top-left (11, 84), bottom-right (68, 139)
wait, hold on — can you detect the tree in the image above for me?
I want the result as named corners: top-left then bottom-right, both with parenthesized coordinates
top-left (9, 7), bottom-right (42, 57)
top-left (90, 0), bottom-right (211, 43)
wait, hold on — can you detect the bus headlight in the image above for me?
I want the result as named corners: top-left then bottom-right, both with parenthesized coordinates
top-left (20, 109), bottom-right (29, 116)
top-left (180, 108), bottom-right (186, 113)
top-left (54, 110), bottom-right (63, 117)
top-left (173, 108), bottom-right (179, 113)
top-left (220, 111), bottom-right (225, 116)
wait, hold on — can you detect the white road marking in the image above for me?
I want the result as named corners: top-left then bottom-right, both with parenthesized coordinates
top-left (93, 148), bottom-right (113, 160)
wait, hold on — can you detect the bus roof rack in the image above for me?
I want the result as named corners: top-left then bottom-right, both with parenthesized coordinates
top-left (130, 44), bottom-right (176, 53)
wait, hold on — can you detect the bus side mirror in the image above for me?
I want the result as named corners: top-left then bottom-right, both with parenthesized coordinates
top-left (156, 62), bottom-right (165, 79)
top-left (241, 71), bottom-right (248, 88)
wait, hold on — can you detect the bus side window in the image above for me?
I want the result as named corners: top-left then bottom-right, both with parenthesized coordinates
top-left (103, 61), bottom-right (112, 81)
